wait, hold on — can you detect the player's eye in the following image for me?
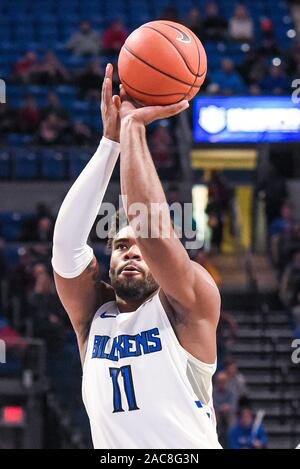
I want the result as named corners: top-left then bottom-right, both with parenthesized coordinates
top-left (116, 243), bottom-right (127, 250)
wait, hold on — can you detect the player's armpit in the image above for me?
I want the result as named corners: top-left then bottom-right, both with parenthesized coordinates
top-left (53, 255), bottom-right (115, 347)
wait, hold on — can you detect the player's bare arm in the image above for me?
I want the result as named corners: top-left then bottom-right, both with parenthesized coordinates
top-left (52, 64), bottom-right (119, 361)
top-left (119, 89), bottom-right (220, 364)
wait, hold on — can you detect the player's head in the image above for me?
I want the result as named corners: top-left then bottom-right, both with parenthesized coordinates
top-left (108, 209), bottom-right (159, 301)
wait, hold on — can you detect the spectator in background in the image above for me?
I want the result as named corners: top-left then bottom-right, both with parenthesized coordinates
top-left (212, 58), bottom-right (246, 95)
top-left (66, 20), bottom-right (100, 56)
top-left (258, 165), bottom-right (288, 226)
top-left (36, 50), bottom-right (70, 84)
top-left (0, 104), bottom-right (17, 137)
top-left (206, 170), bottom-right (232, 253)
top-left (72, 121), bottom-right (94, 146)
top-left (13, 51), bottom-right (39, 83)
top-left (213, 371), bottom-right (236, 448)
top-left (18, 95), bottom-right (41, 134)
top-left (279, 250), bottom-right (300, 308)
top-left (185, 7), bottom-right (203, 39)
top-left (229, 407), bottom-right (268, 449)
top-left (78, 61), bottom-right (104, 100)
top-left (28, 263), bottom-right (67, 349)
top-left (238, 50), bottom-right (268, 86)
top-left (229, 4), bottom-right (254, 42)
top-left (43, 92), bottom-right (70, 125)
top-left (202, 2), bottom-right (228, 41)
top-left (259, 18), bottom-right (280, 56)
top-left (149, 120), bottom-right (174, 169)
top-left (35, 113), bottom-right (64, 146)
top-left (269, 202), bottom-right (295, 267)
top-left (260, 65), bottom-right (290, 95)
top-left (225, 360), bottom-right (248, 408)
top-left (102, 20), bottom-right (128, 55)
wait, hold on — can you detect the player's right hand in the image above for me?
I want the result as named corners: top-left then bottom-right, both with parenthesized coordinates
top-left (118, 85), bottom-right (189, 126)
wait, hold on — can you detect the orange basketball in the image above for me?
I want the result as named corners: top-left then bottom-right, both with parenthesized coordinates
top-left (118, 20), bottom-right (207, 106)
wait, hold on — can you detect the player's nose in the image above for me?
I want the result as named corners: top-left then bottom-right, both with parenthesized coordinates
top-left (124, 245), bottom-right (141, 260)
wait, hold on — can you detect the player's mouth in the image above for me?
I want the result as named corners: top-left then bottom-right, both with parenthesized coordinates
top-left (120, 263), bottom-right (142, 276)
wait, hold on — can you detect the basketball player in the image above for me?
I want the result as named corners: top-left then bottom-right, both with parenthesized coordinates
top-left (52, 64), bottom-right (222, 449)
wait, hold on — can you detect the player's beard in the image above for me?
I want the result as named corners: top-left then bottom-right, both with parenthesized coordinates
top-left (109, 267), bottom-right (159, 301)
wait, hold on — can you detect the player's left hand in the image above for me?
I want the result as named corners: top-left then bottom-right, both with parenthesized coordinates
top-left (101, 64), bottom-right (121, 143)
top-left (117, 85), bottom-right (189, 126)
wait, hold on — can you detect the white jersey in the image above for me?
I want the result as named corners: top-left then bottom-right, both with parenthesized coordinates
top-left (82, 292), bottom-right (222, 449)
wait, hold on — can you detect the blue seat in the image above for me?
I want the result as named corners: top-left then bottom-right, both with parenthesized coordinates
top-left (68, 149), bottom-right (91, 178)
top-left (0, 150), bottom-right (11, 179)
top-left (41, 150), bottom-right (66, 180)
top-left (3, 244), bottom-right (22, 268)
top-left (13, 148), bottom-right (39, 180)
top-left (0, 212), bottom-right (24, 241)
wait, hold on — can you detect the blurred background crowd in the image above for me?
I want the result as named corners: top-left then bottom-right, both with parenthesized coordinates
top-left (1, 0), bottom-right (300, 449)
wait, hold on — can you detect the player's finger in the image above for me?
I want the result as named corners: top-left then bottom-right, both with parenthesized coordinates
top-left (152, 100), bottom-right (189, 120)
top-left (104, 77), bottom-right (112, 106)
top-left (112, 95), bottom-right (121, 109)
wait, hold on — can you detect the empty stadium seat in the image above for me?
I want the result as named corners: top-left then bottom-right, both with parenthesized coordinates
top-left (41, 150), bottom-right (66, 180)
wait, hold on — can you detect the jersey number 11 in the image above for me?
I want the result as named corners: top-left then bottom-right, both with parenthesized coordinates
top-left (109, 365), bottom-right (140, 413)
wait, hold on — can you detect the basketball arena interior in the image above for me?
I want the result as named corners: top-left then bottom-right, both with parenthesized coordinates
top-left (0, 0), bottom-right (300, 450)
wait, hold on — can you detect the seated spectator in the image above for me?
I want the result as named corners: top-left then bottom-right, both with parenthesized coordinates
top-left (35, 50), bottom-right (70, 84)
top-left (259, 18), bottom-right (280, 56)
top-left (212, 58), bottom-right (246, 95)
top-left (0, 104), bottom-right (17, 137)
top-left (213, 371), bottom-right (236, 448)
top-left (66, 20), bottom-right (100, 56)
top-left (229, 4), bottom-right (254, 42)
top-left (13, 51), bottom-right (39, 83)
top-left (185, 7), bottom-right (203, 38)
top-left (102, 20), bottom-right (128, 55)
top-left (238, 50), bottom-right (268, 86)
top-left (225, 360), bottom-right (248, 407)
top-left (78, 61), bottom-right (104, 100)
top-left (229, 407), bottom-right (268, 449)
top-left (18, 95), bottom-right (42, 134)
top-left (72, 121), bottom-right (94, 146)
top-left (28, 263), bottom-right (67, 349)
top-left (202, 2), bottom-right (228, 41)
top-left (43, 92), bottom-right (70, 125)
top-left (260, 65), bottom-right (290, 95)
top-left (35, 113), bottom-right (65, 146)
top-left (149, 120), bottom-right (174, 169)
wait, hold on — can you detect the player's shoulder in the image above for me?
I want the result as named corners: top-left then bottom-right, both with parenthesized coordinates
top-left (99, 281), bottom-right (116, 307)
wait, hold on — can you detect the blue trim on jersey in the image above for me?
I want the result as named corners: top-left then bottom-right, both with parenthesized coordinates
top-left (195, 400), bottom-right (203, 408)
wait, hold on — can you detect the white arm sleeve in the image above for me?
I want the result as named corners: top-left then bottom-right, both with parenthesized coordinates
top-left (52, 137), bottom-right (120, 278)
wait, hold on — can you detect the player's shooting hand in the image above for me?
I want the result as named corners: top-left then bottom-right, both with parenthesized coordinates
top-left (118, 85), bottom-right (189, 126)
top-left (101, 64), bottom-right (121, 143)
